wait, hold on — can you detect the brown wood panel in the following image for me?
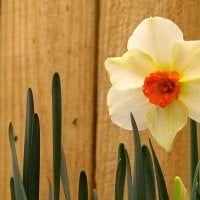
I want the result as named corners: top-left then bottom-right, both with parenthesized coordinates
top-left (96, 0), bottom-right (200, 199)
top-left (0, 0), bottom-right (98, 199)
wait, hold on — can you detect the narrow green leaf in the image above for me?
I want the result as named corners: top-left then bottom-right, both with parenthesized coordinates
top-left (93, 189), bottom-right (98, 200)
top-left (28, 114), bottom-right (40, 200)
top-left (124, 149), bottom-right (133, 200)
top-left (142, 145), bottom-right (156, 200)
top-left (23, 88), bottom-right (34, 197)
top-left (9, 123), bottom-right (28, 200)
top-left (174, 176), bottom-right (189, 200)
top-left (60, 146), bottom-right (71, 200)
top-left (10, 177), bottom-right (16, 200)
top-left (190, 119), bottom-right (199, 192)
top-left (52, 73), bottom-right (62, 200)
top-left (47, 178), bottom-right (53, 200)
top-left (78, 171), bottom-right (88, 200)
top-left (115, 143), bottom-right (126, 200)
top-left (191, 161), bottom-right (200, 200)
top-left (149, 139), bottom-right (169, 200)
top-left (130, 113), bottom-right (145, 199)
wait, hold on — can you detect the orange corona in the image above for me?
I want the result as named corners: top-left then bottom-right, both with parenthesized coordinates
top-left (143, 71), bottom-right (180, 108)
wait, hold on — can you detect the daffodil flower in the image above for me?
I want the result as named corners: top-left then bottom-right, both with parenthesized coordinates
top-left (105, 16), bottom-right (200, 151)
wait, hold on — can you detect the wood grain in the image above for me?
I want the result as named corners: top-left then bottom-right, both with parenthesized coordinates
top-left (96, 0), bottom-right (200, 199)
top-left (1, 0), bottom-right (200, 199)
top-left (0, 0), bottom-right (98, 199)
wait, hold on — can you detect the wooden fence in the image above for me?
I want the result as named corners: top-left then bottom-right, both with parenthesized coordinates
top-left (0, 0), bottom-right (200, 199)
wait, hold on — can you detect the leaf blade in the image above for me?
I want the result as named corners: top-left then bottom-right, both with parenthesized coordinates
top-left (130, 113), bottom-right (145, 199)
top-left (142, 145), bottom-right (156, 200)
top-left (78, 171), bottom-right (88, 200)
top-left (60, 146), bottom-right (71, 200)
top-left (47, 178), bottom-right (53, 200)
top-left (23, 88), bottom-right (34, 197)
top-left (191, 161), bottom-right (200, 200)
top-left (52, 73), bottom-right (62, 200)
top-left (28, 114), bottom-right (40, 200)
top-left (124, 149), bottom-right (133, 200)
top-left (115, 143), bottom-right (126, 200)
top-left (9, 123), bottom-right (27, 200)
top-left (10, 177), bottom-right (16, 200)
top-left (149, 139), bottom-right (169, 200)
top-left (190, 119), bottom-right (199, 192)
top-left (93, 189), bottom-right (98, 200)
top-left (174, 176), bottom-right (190, 200)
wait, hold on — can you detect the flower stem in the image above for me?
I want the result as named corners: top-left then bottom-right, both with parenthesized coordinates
top-left (190, 119), bottom-right (198, 192)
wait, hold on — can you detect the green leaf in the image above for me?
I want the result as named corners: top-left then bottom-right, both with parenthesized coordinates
top-left (124, 149), bottom-right (133, 200)
top-left (28, 114), bottom-right (40, 200)
top-left (52, 73), bottom-right (62, 200)
top-left (130, 113), bottom-right (145, 199)
top-left (190, 119), bottom-right (199, 192)
top-left (142, 145), bottom-right (156, 200)
top-left (47, 177), bottom-right (53, 200)
top-left (60, 146), bottom-right (71, 200)
top-left (174, 176), bottom-right (189, 200)
top-left (78, 171), bottom-right (88, 200)
top-left (9, 123), bottom-right (27, 200)
top-left (149, 139), bottom-right (169, 200)
top-left (10, 177), bottom-right (16, 200)
top-left (93, 189), bottom-right (98, 200)
top-left (23, 88), bottom-right (34, 196)
top-left (191, 161), bottom-right (200, 200)
top-left (115, 143), bottom-right (126, 200)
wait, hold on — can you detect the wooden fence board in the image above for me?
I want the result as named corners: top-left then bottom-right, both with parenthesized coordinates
top-left (1, 0), bottom-right (200, 199)
top-left (96, 0), bottom-right (200, 199)
top-left (0, 0), bottom-right (98, 199)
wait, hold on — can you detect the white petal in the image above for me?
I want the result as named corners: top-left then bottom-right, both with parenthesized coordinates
top-left (179, 78), bottom-right (200, 122)
top-left (105, 49), bottom-right (156, 89)
top-left (172, 40), bottom-right (200, 81)
top-left (128, 17), bottom-right (183, 67)
top-left (146, 101), bottom-right (187, 151)
top-left (107, 86), bottom-right (150, 130)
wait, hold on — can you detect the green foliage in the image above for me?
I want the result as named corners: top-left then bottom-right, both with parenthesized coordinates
top-left (124, 149), bottom-right (133, 199)
top-left (28, 114), bottom-right (40, 200)
top-left (127, 114), bottom-right (168, 200)
top-left (142, 145), bottom-right (156, 200)
top-left (10, 177), bottom-right (16, 200)
top-left (190, 119), bottom-right (199, 192)
top-left (52, 73), bottom-right (62, 200)
top-left (9, 73), bottom-right (93, 200)
top-left (23, 88), bottom-right (35, 198)
top-left (9, 123), bottom-right (27, 200)
top-left (60, 146), bottom-right (71, 200)
top-left (93, 189), bottom-right (98, 200)
top-left (191, 161), bottom-right (200, 199)
top-left (115, 143), bottom-right (126, 200)
top-left (174, 176), bottom-right (189, 200)
top-left (22, 89), bottom-right (40, 200)
top-left (47, 177), bottom-right (53, 200)
top-left (8, 72), bottom-right (200, 200)
top-left (130, 113), bottom-right (146, 199)
top-left (149, 140), bottom-right (169, 200)
top-left (78, 171), bottom-right (88, 200)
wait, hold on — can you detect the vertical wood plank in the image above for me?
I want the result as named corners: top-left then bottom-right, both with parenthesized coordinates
top-left (96, 0), bottom-right (200, 199)
top-left (0, 0), bottom-right (98, 199)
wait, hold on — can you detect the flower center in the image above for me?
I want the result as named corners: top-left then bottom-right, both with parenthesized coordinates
top-left (143, 71), bottom-right (180, 108)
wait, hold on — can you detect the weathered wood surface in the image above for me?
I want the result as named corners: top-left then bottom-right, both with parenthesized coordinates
top-left (1, 0), bottom-right (200, 199)
top-left (96, 0), bottom-right (200, 199)
top-left (0, 0), bottom-right (98, 199)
